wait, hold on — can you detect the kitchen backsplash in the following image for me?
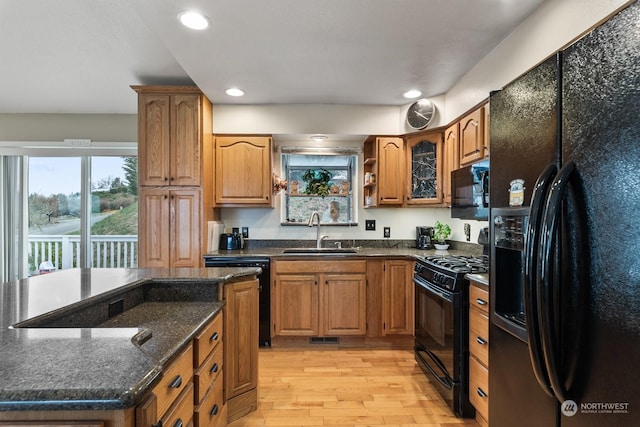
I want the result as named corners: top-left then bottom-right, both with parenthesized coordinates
top-left (220, 204), bottom-right (489, 245)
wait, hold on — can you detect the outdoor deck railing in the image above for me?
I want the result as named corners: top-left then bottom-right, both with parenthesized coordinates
top-left (29, 235), bottom-right (138, 272)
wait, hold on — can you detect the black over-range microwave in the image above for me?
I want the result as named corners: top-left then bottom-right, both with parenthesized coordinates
top-left (451, 161), bottom-right (489, 220)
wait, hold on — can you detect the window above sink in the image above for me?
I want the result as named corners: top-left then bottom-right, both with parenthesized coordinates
top-left (281, 152), bottom-right (358, 226)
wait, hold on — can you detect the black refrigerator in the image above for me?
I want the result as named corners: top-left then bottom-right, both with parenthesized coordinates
top-left (488, 2), bottom-right (640, 426)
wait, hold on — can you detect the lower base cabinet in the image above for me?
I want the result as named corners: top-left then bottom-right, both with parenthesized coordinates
top-left (272, 259), bottom-right (367, 337)
top-left (224, 278), bottom-right (259, 423)
top-left (468, 280), bottom-right (489, 427)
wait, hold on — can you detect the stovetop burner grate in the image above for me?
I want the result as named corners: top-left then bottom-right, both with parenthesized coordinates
top-left (419, 254), bottom-right (489, 275)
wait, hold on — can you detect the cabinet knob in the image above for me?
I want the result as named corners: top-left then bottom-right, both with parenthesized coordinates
top-left (210, 332), bottom-right (219, 341)
top-left (476, 336), bottom-right (487, 345)
top-left (164, 177), bottom-right (168, 181)
top-left (477, 387), bottom-right (488, 398)
top-left (173, 419), bottom-right (183, 427)
top-left (476, 298), bottom-right (487, 305)
top-left (209, 404), bottom-right (219, 416)
top-left (210, 362), bottom-right (219, 373)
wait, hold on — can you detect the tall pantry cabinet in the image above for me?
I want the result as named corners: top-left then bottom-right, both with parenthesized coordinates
top-left (132, 86), bottom-right (214, 268)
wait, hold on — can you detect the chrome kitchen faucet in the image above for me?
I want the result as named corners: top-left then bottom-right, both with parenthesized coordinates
top-left (307, 211), bottom-right (328, 248)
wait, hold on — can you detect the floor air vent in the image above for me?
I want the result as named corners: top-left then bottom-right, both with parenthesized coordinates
top-left (309, 337), bottom-right (339, 344)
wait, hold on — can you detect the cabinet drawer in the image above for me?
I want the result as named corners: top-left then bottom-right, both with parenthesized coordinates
top-left (274, 260), bottom-right (366, 274)
top-left (194, 313), bottom-right (223, 367)
top-left (194, 343), bottom-right (223, 403)
top-left (469, 308), bottom-right (489, 366)
top-left (469, 284), bottom-right (489, 315)
top-left (469, 355), bottom-right (489, 421)
top-left (161, 382), bottom-right (194, 427)
top-left (195, 374), bottom-right (225, 427)
top-left (153, 343), bottom-right (194, 418)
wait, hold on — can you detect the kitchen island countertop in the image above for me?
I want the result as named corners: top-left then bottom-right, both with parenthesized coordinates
top-left (0, 267), bottom-right (259, 411)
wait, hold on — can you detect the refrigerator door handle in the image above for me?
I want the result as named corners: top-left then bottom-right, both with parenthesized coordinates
top-left (524, 163), bottom-right (557, 398)
top-left (538, 161), bottom-right (576, 403)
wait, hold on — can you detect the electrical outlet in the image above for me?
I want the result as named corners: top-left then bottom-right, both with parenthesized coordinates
top-left (242, 227), bottom-right (249, 239)
top-left (232, 227), bottom-right (240, 234)
top-left (384, 227), bottom-right (390, 238)
top-left (365, 220), bottom-right (376, 231)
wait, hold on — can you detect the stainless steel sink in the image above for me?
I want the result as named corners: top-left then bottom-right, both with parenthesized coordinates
top-left (282, 248), bottom-right (358, 254)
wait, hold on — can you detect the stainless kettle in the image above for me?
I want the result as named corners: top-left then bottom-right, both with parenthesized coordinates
top-left (219, 233), bottom-right (243, 250)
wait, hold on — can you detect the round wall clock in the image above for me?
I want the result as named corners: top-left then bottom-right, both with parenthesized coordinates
top-left (407, 99), bottom-right (435, 130)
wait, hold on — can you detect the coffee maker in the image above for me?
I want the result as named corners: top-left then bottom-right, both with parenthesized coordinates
top-left (416, 226), bottom-right (434, 249)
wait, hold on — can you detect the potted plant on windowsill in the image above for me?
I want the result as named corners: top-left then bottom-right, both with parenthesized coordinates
top-left (434, 220), bottom-right (451, 250)
top-left (302, 168), bottom-right (332, 198)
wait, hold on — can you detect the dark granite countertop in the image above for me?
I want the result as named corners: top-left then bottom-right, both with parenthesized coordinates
top-left (0, 267), bottom-right (259, 412)
top-left (465, 273), bottom-right (489, 286)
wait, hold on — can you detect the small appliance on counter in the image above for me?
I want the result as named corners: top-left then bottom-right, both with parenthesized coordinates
top-left (416, 226), bottom-right (434, 249)
top-left (219, 232), bottom-right (244, 250)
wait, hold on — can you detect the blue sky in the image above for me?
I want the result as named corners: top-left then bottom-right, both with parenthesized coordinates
top-left (29, 157), bottom-right (127, 196)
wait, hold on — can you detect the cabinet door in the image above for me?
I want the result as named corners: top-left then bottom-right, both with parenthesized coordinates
top-left (460, 107), bottom-right (485, 166)
top-left (323, 273), bottom-right (367, 336)
top-left (215, 136), bottom-right (272, 205)
top-left (483, 104), bottom-right (490, 157)
top-left (171, 94), bottom-right (201, 186)
top-left (224, 279), bottom-right (259, 400)
top-left (405, 132), bottom-right (443, 205)
top-left (170, 189), bottom-right (201, 268)
top-left (383, 259), bottom-right (414, 335)
top-left (139, 94), bottom-right (171, 186)
top-left (376, 137), bottom-right (405, 205)
top-left (274, 274), bottom-right (319, 336)
top-left (138, 188), bottom-right (170, 268)
top-left (443, 124), bottom-right (460, 206)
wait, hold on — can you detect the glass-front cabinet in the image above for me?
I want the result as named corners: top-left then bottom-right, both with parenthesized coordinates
top-left (405, 131), bottom-right (443, 205)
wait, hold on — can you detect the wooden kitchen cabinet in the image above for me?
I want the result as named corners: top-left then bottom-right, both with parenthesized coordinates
top-left (443, 123), bottom-right (460, 206)
top-left (272, 259), bottom-right (367, 337)
top-left (138, 187), bottom-right (201, 268)
top-left (405, 131), bottom-right (443, 206)
top-left (224, 278), bottom-right (259, 423)
top-left (459, 106), bottom-right (486, 166)
top-left (363, 136), bottom-right (405, 206)
top-left (214, 135), bottom-right (273, 206)
top-left (382, 259), bottom-right (414, 335)
top-left (133, 86), bottom-right (214, 268)
top-left (468, 280), bottom-right (490, 427)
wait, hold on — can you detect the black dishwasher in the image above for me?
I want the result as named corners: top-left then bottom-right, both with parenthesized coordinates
top-left (203, 256), bottom-right (271, 347)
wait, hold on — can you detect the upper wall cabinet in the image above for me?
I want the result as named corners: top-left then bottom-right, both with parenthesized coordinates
top-left (459, 106), bottom-right (487, 166)
top-left (405, 131), bottom-right (443, 206)
top-left (443, 124), bottom-right (460, 206)
top-left (215, 135), bottom-right (273, 206)
top-left (137, 91), bottom-right (205, 186)
top-left (376, 137), bottom-right (405, 206)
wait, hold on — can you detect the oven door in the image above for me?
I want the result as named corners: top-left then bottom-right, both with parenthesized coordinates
top-left (414, 275), bottom-right (458, 404)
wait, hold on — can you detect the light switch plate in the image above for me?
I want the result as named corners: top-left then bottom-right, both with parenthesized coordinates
top-left (242, 227), bottom-right (249, 238)
top-left (365, 220), bottom-right (376, 231)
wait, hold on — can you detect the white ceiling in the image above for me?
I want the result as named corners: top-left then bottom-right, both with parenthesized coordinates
top-left (0, 0), bottom-right (543, 115)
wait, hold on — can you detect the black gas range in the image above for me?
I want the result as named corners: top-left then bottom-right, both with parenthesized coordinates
top-left (413, 253), bottom-right (488, 418)
top-left (415, 254), bottom-right (489, 291)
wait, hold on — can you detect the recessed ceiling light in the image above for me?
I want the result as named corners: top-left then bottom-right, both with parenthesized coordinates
top-left (403, 89), bottom-right (422, 99)
top-left (310, 135), bottom-right (328, 142)
top-left (225, 88), bottom-right (245, 97)
top-left (177, 11), bottom-right (210, 30)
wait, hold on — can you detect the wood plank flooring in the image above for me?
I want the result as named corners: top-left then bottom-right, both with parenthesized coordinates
top-left (229, 347), bottom-right (480, 427)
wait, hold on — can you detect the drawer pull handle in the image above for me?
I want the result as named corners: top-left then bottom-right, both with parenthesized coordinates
top-left (210, 332), bottom-right (219, 341)
top-left (210, 363), bottom-right (219, 373)
top-left (477, 387), bottom-right (488, 398)
top-left (169, 375), bottom-right (182, 389)
top-left (210, 404), bottom-right (219, 416)
top-left (173, 419), bottom-right (183, 427)
top-left (476, 298), bottom-right (487, 305)
top-left (476, 337), bottom-right (487, 345)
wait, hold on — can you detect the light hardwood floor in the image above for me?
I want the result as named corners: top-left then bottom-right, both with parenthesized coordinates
top-left (229, 347), bottom-right (480, 427)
